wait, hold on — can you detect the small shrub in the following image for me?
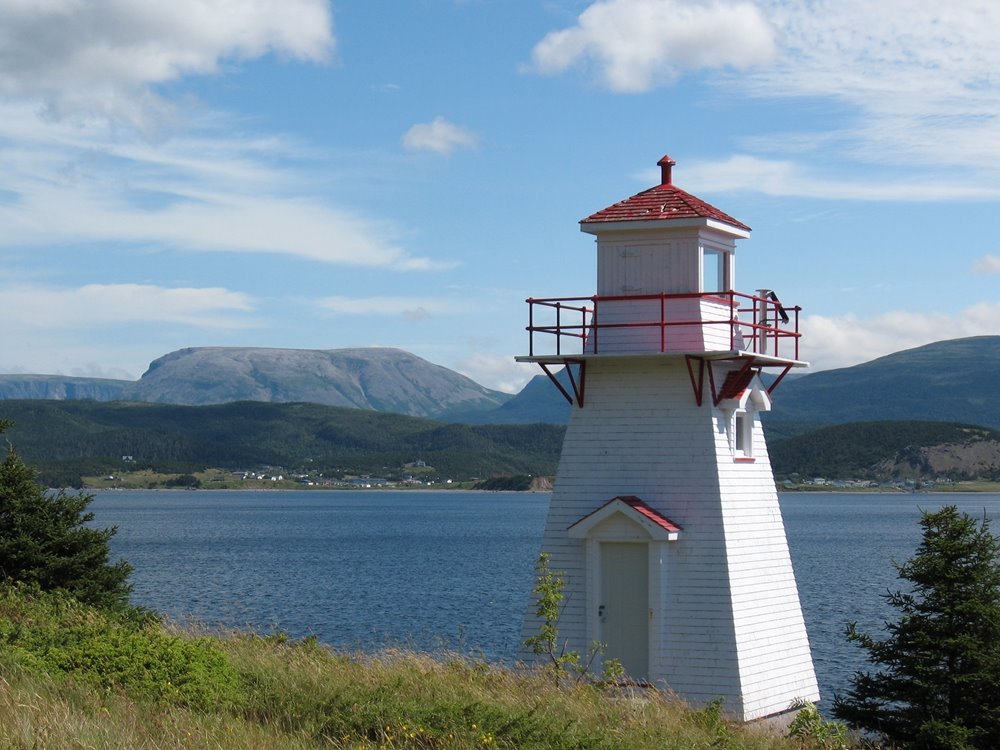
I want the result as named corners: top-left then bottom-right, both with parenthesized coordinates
top-left (787, 700), bottom-right (848, 750)
top-left (524, 553), bottom-right (604, 685)
top-left (0, 584), bottom-right (243, 712)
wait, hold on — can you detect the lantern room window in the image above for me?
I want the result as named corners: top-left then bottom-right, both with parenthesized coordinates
top-left (702, 249), bottom-right (731, 294)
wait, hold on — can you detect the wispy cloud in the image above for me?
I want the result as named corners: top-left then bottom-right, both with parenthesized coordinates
top-left (801, 301), bottom-right (1000, 371)
top-left (0, 0), bottom-right (333, 133)
top-left (0, 4), bottom-right (455, 272)
top-left (527, 0), bottom-right (776, 92)
top-left (402, 117), bottom-right (479, 155)
top-left (533, 1), bottom-right (1000, 200)
top-left (974, 255), bottom-right (1000, 275)
top-left (0, 102), bottom-right (448, 271)
top-left (678, 155), bottom-right (1000, 201)
top-left (0, 283), bottom-right (256, 330)
top-left (318, 295), bottom-right (464, 321)
top-left (739, 2), bottom-right (1000, 176)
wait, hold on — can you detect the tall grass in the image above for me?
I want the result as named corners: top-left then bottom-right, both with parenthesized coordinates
top-left (0, 585), bottom-right (832, 749)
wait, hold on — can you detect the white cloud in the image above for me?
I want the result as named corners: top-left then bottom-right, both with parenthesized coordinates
top-left (0, 102), bottom-right (447, 271)
top-left (534, 2), bottom-right (1000, 197)
top-left (528, 0), bottom-right (776, 92)
top-left (0, 0), bottom-right (333, 132)
top-left (402, 117), bottom-right (479, 155)
top-left (741, 1), bottom-right (1000, 176)
top-left (974, 256), bottom-right (1000, 275)
top-left (0, 283), bottom-right (256, 330)
top-left (453, 353), bottom-right (535, 394)
top-left (318, 295), bottom-right (463, 320)
top-left (679, 155), bottom-right (1000, 201)
top-left (800, 301), bottom-right (1000, 371)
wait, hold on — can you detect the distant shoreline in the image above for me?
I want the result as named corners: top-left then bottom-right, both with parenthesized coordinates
top-left (84, 485), bottom-right (1000, 495)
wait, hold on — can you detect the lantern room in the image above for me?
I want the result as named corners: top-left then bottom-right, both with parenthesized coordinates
top-left (521, 154), bottom-right (803, 408)
top-left (587, 155), bottom-right (744, 298)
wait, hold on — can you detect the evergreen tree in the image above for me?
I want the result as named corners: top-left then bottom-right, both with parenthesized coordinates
top-left (0, 422), bottom-right (132, 609)
top-left (833, 505), bottom-right (1000, 750)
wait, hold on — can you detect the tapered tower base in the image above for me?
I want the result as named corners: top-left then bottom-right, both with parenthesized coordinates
top-left (520, 355), bottom-right (818, 721)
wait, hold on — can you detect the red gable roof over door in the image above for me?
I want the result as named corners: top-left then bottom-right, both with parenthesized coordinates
top-left (581, 154), bottom-right (751, 232)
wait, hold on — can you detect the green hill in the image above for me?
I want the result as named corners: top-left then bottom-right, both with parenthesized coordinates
top-left (0, 400), bottom-right (564, 487)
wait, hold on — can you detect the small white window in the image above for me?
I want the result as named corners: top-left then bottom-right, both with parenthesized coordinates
top-left (702, 249), bottom-right (731, 294)
top-left (702, 249), bottom-right (723, 293)
top-left (733, 410), bottom-right (753, 459)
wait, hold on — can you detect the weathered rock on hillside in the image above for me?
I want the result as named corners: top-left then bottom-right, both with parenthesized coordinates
top-left (875, 430), bottom-right (1000, 480)
top-left (121, 347), bottom-right (510, 419)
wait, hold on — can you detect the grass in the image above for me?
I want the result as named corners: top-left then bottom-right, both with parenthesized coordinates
top-left (0, 585), bottom-right (838, 750)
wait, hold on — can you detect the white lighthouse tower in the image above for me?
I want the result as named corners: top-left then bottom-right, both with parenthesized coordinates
top-left (519, 154), bottom-right (818, 721)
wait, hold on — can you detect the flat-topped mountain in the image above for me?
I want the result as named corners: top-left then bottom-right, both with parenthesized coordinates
top-left (120, 347), bottom-right (510, 419)
top-left (0, 374), bottom-right (129, 401)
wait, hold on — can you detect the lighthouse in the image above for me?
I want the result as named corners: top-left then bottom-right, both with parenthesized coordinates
top-left (518, 154), bottom-right (819, 721)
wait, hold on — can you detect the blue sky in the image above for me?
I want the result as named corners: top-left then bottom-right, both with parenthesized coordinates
top-left (1, 0), bottom-right (998, 393)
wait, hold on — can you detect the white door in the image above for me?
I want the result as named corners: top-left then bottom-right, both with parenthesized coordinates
top-left (599, 542), bottom-right (649, 679)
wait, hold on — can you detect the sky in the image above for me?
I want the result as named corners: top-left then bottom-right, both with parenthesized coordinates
top-left (1, 0), bottom-right (999, 394)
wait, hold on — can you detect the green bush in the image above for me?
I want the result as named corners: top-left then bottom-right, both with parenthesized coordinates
top-left (0, 585), bottom-right (243, 712)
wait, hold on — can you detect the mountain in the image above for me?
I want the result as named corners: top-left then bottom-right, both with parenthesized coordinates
top-left (0, 375), bottom-right (130, 401)
top-left (1, 347), bottom-right (511, 420)
top-left (768, 336), bottom-right (1000, 430)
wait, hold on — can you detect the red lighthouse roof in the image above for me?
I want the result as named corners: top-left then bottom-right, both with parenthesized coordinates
top-left (581, 154), bottom-right (751, 232)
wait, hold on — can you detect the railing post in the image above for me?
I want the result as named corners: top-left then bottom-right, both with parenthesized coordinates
top-left (555, 302), bottom-right (562, 356)
top-left (527, 299), bottom-right (534, 357)
top-left (729, 291), bottom-right (735, 351)
top-left (795, 307), bottom-right (800, 361)
top-left (592, 296), bottom-right (599, 354)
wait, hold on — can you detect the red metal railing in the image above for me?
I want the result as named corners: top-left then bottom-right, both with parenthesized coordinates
top-left (525, 290), bottom-right (800, 360)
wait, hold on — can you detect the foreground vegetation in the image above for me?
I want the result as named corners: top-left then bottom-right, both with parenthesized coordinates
top-left (835, 506), bottom-right (1000, 749)
top-left (1, 585), bottom-right (838, 750)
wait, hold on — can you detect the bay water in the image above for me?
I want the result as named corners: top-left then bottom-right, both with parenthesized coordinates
top-left (90, 490), bottom-right (1000, 710)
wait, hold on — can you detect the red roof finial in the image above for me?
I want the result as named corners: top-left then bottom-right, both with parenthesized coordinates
top-left (658, 154), bottom-right (676, 185)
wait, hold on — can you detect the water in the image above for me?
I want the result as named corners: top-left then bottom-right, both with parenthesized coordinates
top-left (92, 490), bottom-right (547, 657)
top-left (90, 489), bottom-right (1000, 709)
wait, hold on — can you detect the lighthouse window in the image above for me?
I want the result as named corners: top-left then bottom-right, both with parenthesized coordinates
top-left (702, 249), bottom-right (731, 294)
top-left (734, 411), bottom-right (753, 459)
top-left (703, 250), bottom-right (723, 293)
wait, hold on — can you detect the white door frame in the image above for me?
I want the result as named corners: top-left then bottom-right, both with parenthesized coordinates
top-left (568, 498), bottom-right (680, 682)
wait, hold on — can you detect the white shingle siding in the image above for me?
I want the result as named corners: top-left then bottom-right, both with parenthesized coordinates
top-left (521, 356), bottom-right (818, 721)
